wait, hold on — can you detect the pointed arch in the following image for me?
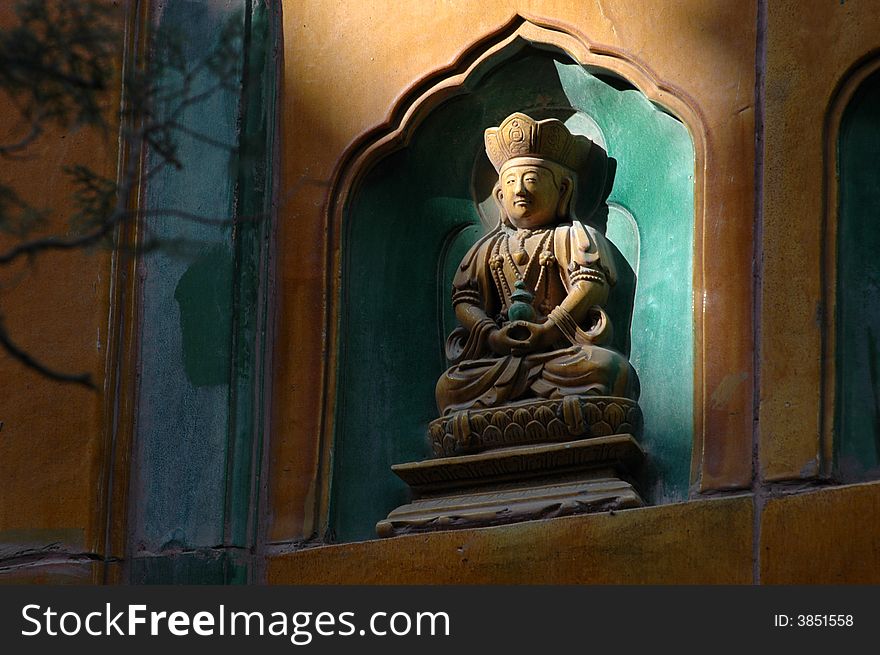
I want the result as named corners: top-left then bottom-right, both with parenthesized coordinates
top-left (314, 15), bottom-right (708, 537)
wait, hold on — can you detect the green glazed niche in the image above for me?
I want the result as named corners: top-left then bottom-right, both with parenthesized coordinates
top-left (835, 68), bottom-right (880, 481)
top-left (331, 49), bottom-right (695, 542)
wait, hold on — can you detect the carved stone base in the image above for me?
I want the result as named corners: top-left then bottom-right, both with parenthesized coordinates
top-left (376, 434), bottom-right (644, 537)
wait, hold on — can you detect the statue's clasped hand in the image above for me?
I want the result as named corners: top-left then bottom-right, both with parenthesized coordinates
top-left (488, 320), bottom-right (555, 356)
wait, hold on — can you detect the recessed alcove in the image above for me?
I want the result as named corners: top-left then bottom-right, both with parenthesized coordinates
top-left (330, 47), bottom-right (694, 542)
top-left (835, 67), bottom-right (880, 481)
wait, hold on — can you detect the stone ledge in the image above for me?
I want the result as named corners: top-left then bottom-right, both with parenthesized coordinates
top-left (267, 495), bottom-right (755, 584)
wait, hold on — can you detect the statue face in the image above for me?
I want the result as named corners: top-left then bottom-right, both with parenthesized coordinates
top-left (497, 163), bottom-right (562, 229)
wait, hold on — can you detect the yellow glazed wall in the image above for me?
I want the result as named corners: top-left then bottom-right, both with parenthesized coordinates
top-left (0, 4), bottom-right (125, 583)
top-left (266, 0), bottom-right (880, 583)
top-left (270, 0), bottom-right (758, 545)
top-left (759, 0), bottom-right (880, 481)
top-left (3, 0), bottom-right (880, 584)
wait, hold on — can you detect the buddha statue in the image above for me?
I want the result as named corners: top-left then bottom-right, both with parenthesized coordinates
top-left (435, 112), bottom-right (639, 416)
top-left (376, 112), bottom-right (646, 537)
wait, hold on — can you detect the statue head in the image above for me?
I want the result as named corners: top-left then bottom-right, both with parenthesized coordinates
top-left (484, 113), bottom-right (583, 229)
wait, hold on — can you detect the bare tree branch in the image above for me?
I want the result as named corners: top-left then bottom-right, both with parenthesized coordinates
top-left (0, 313), bottom-right (95, 389)
top-left (141, 208), bottom-right (263, 225)
top-left (165, 121), bottom-right (237, 151)
top-left (0, 0), bottom-right (249, 388)
top-left (0, 219), bottom-right (117, 265)
top-left (0, 118), bottom-right (43, 156)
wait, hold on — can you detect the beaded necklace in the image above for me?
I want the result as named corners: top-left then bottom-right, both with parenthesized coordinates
top-left (489, 227), bottom-right (556, 314)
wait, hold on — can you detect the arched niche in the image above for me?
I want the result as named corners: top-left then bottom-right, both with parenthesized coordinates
top-left (833, 66), bottom-right (880, 481)
top-left (327, 27), bottom-right (696, 542)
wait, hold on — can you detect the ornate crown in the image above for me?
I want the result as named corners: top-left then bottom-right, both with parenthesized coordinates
top-left (484, 112), bottom-right (581, 173)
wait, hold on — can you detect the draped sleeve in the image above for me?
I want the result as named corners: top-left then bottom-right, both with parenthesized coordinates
top-left (554, 220), bottom-right (617, 291)
top-left (444, 230), bottom-right (501, 363)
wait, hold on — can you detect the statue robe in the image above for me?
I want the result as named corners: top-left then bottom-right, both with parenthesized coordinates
top-left (436, 220), bottom-right (639, 415)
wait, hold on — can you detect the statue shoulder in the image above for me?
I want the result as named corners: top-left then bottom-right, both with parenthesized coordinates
top-left (456, 229), bottom-right (499, 272)
top-left (452, 228), bottom-right (500, 290)
top-left (553, 221), bottom-right (617, 286)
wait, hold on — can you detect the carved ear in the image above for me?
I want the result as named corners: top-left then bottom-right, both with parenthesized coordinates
top-left (556, 176), bottom-right (574, 218)
top-left (492, 182), bottom-right (508, 226)
top-left (493, 182), bottom-right (504, 205)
